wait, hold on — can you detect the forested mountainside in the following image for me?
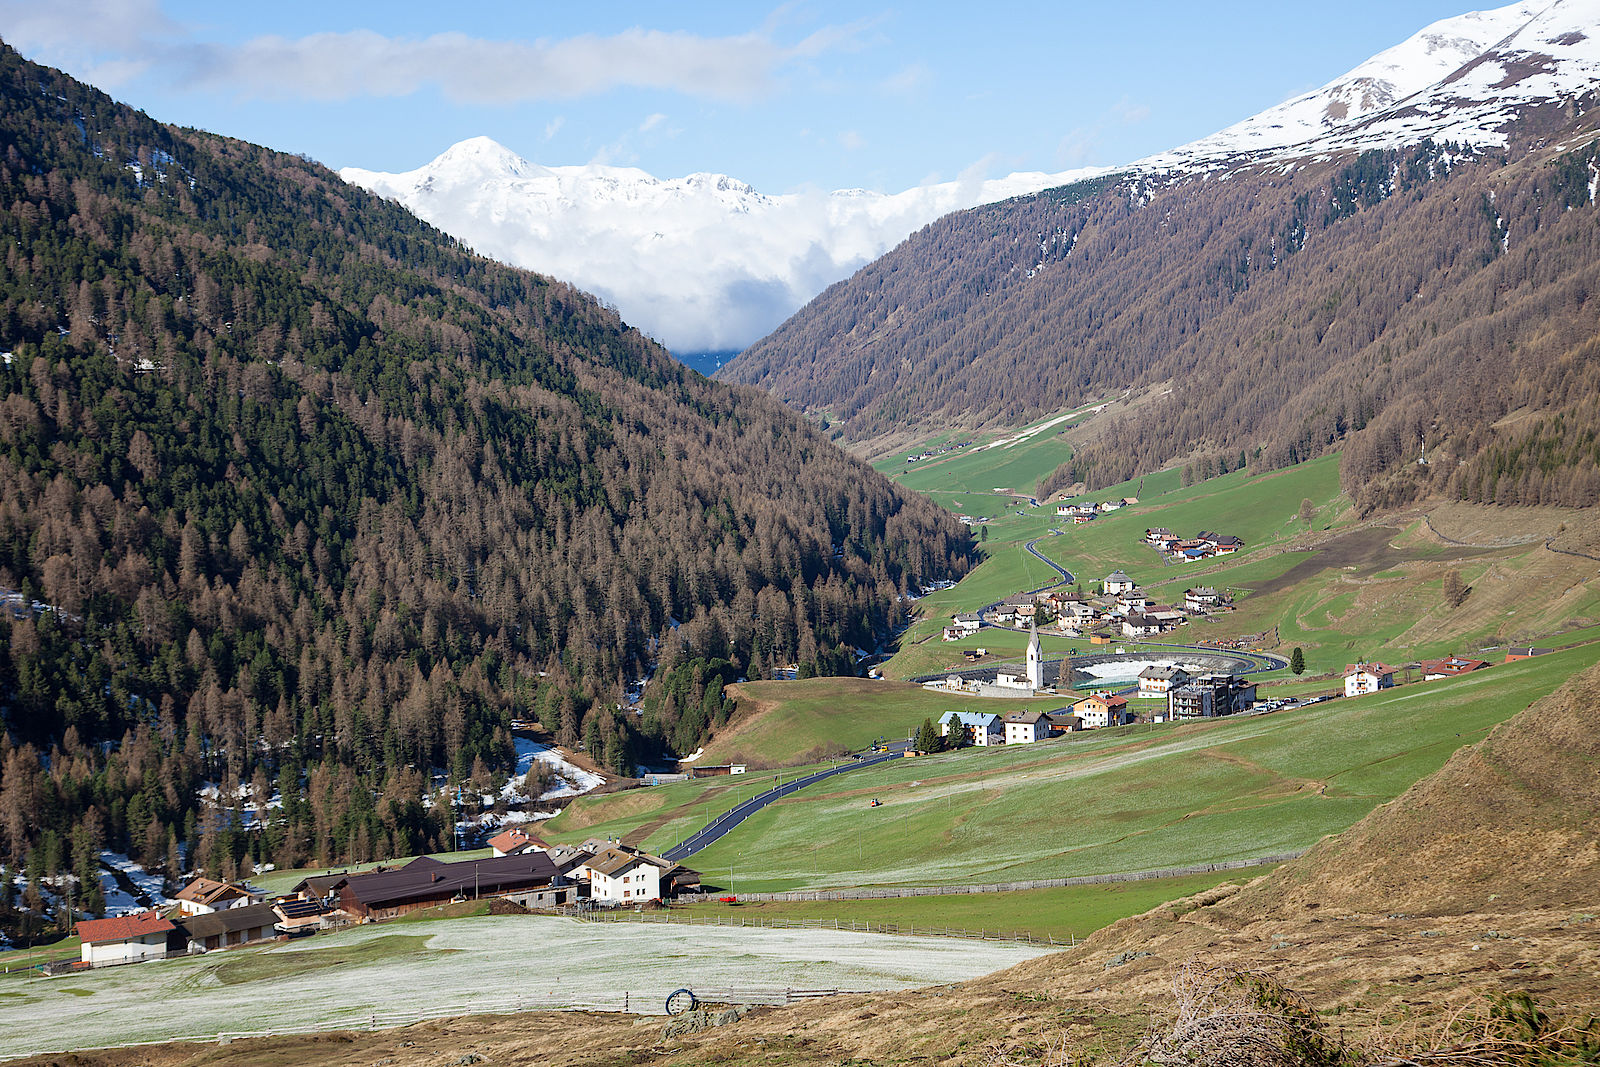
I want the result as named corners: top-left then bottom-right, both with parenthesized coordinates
top-left (722, 109), bottom-right (1600, 512)
top-left (0, 43), bottom-right (971, 920)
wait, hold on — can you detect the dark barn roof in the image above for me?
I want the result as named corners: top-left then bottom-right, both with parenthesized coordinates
top-left (342, 853), bottom-right (559, 910)
top-left (178, 902), bottom-right (281, 941)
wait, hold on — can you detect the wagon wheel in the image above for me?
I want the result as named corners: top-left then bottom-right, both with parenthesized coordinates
top-left (665, 988), bottom-right (697, 1016)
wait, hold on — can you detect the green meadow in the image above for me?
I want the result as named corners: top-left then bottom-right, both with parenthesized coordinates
top-left (689, 866), bottom-right (1265, 942)
top-left (674, 643), bottom-right (1600, 891)
top-left (697, 678), bottom-right (1045, 765)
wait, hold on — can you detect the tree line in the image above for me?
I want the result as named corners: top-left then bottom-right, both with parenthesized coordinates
top-left (0, 43), bottom-right (973, 939)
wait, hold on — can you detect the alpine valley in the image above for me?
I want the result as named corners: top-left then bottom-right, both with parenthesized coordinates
top-left (3, 3), bottom-right (1600, 1067)
top-left (723, 0), bottom-right (1600, 513)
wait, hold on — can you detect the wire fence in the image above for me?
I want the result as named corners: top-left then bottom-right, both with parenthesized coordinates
top-left (674, 851), bottom-right (1304, 904)
top-left (575, 909), bottom-right (1073, 947)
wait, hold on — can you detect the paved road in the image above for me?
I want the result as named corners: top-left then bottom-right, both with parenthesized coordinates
top-left (1022, 536), bottom-right (1074, 593)
top-left (972, 535), bottom-right (1076, 620)
top-left (660, 747), bottom-right (905, 863)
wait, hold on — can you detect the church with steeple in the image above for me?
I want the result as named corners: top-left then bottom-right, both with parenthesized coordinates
top-left (1026, 619), bottom-right (1044, 690)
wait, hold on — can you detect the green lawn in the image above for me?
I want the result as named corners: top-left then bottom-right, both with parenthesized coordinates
top-left (683, 866), bottom-right (1267, 941)
top-left (700, 678), bottom-right (1045, 765)
top-left (677, 642), bottom-right (1600, 892)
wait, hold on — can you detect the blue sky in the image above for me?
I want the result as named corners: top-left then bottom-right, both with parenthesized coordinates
top-left (1, 0), bottom-right (1487, 192)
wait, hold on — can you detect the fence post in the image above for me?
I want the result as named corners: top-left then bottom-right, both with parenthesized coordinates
top-left (624, 991), bottom-right (629, 1012)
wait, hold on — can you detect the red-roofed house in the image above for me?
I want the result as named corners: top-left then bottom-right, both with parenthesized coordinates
top-left (76, 910), bottom-right (180, 967)
top-left (1073, 693), bottom-right (1131, 729)
top-left (488, 826), bottom-right (548, 857)
top-left (1421, 657), bottom-right (1490, 680)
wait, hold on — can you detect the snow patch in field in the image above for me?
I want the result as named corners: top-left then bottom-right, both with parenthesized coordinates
top-left (510, 738), bottom-right (604, 800)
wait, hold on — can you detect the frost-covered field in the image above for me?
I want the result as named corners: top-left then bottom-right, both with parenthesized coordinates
top-left (0, 916), bottom-right (1052, 1058)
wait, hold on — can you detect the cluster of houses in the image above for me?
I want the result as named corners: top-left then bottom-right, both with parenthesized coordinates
top-left (937, 665), bottom-right (1259, 745)
top-left (72, 833), bottom-right (699, 970)
top-left (1343, 655), bottom-right (1497, 697)
top-left (1056, 497), bottom-right (1139, 524)
top-left (945, 571), bottom-right (1233, 644)
top-left (905, 441), bottom-right (972, 464)
top-left (1144, 527), bottom-right (1244, 561)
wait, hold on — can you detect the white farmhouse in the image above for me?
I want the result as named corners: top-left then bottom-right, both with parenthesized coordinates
top-left (75, 911), bottom-right (178, 967)
top-left (1103, 570), bottom-right (1137, 596)
top-left (579, 846), bottom-right (664, 904)
top-left (1137, 665), bottom-right (1190, 698)
top-left (942, 711), bottom-right (1003, 746)
top-left (1345, 662), bottom-right (1396, 697)
top-left (1003, 709), bottom-right (1052, 744)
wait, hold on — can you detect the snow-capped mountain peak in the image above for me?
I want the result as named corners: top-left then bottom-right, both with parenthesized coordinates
top-left (339, 1), bottom-right (1600, 356)
top-left (1143, 0), bottom-right (1600, 169)
top-left (341, 141), bottom-right (1102, 352)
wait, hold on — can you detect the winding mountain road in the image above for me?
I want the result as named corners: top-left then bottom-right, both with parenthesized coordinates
top-left (660, 748), bottom-right (905, 863)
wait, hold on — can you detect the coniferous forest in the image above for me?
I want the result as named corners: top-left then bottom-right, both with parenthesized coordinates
top-left (0, 43), bottom-right (973, 936)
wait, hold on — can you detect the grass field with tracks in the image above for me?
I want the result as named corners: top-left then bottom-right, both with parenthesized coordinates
top-left (673, 643), bottom-right (1600, 891)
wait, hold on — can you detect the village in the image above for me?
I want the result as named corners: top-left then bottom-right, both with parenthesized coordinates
top-left (926, 560), bottom-right (1544, 745)
top-left (62, 831), bottom-right (701, 974)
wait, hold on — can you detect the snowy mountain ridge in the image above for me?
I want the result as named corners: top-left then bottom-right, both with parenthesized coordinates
top-left (342, 140), bottom-right (1106, 353)
top-left (340, 0), bottom-right (1600, 356)
top-left (1142, 0), bottom-right (1600, 169)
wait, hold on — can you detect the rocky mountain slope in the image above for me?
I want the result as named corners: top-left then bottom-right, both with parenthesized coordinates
top-left (721, 0), bottom-right (1600, 512)
top-left (340, 137), bottom-right (1104, 355)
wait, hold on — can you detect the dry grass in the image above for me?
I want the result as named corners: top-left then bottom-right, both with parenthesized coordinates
top-left (1120, 963), bottom-right (1351, 1067)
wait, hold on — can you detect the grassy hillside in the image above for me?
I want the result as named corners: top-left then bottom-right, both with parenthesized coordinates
top-left (672, 642), bottom-right (1600, 891)
top-left (881, 451), bottom-right (1600, 686)
top-left (697, 678), bottom-right (1040, 766)
top-left (686, 867), bottom-right (1265, 941)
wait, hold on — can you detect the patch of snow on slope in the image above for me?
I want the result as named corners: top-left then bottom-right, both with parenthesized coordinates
top-left (509, 737), bottom-right (604, 801)
top-left (1140, 0), bottom-right (1600, 171)
top-left (99, 851), bottom-right (170, 916)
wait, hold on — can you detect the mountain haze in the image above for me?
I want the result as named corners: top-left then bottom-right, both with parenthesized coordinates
top-left (340, 138), bottom-right (1106, 355)
top-left (721, 0), bottom-right (1600, 512)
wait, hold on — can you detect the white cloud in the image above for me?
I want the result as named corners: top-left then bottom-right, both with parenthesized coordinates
top-left (639, 112), bottom-right (668, 133)
top-left (544, 116), bottom-right (565, 140)
top-left (838, 130), bottom-right (866, 150)
top-left (0, 2), bottom-right (862, 105)
top-left (882, 62), bottom-right (930, 96)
